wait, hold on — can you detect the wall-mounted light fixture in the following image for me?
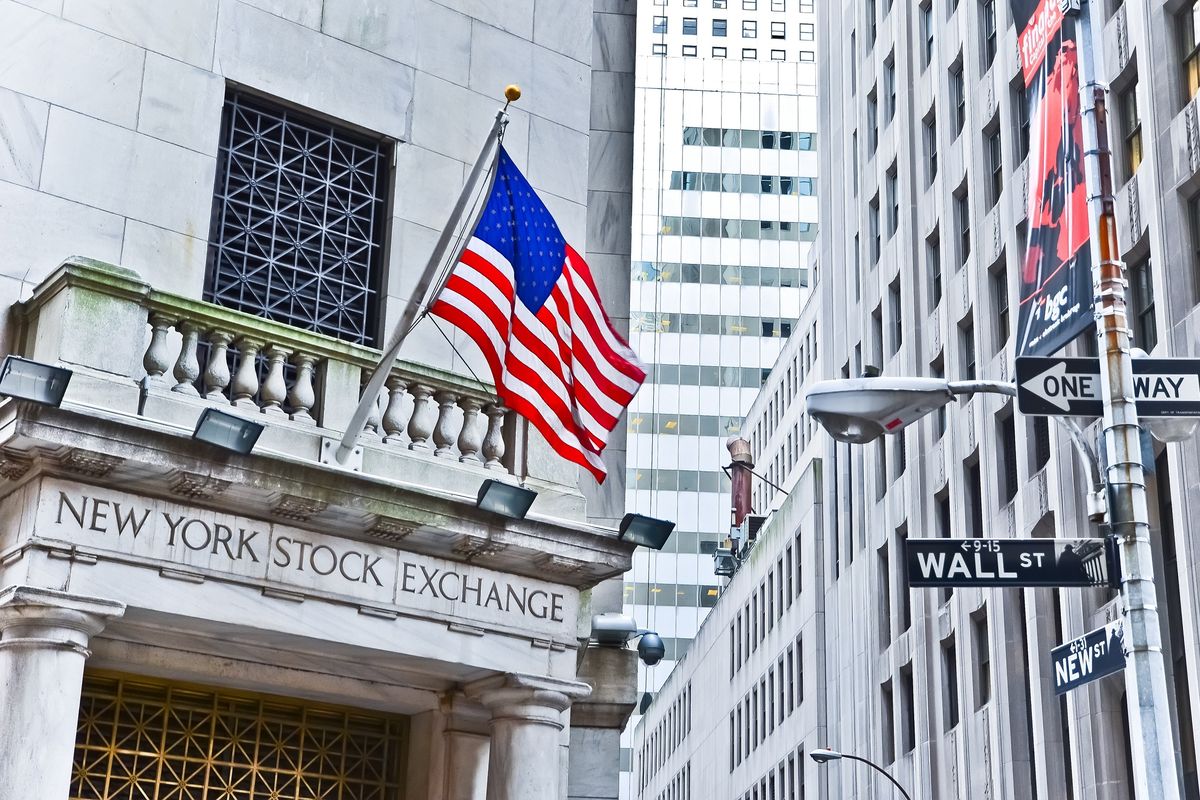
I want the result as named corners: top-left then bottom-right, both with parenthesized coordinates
top-left (476, 478), bottom-right (537, 520)
top-left (192, 408), bottom-right (264, 455)
top-left (0, 356), bottom-right (72, 407)
top-left (617, 513), bottom-right (675, 550)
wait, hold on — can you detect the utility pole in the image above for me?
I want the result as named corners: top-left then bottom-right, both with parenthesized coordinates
top-left (1073, 0), bottom-right (1183, 796)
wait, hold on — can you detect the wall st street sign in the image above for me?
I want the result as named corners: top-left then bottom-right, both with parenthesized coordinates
top-left (1050, 620), bottom-right (1126, 695)
top-left (1016, 356), bottom-right (1200, 417)
top-left (905, 537), bottom-right (1116, 588)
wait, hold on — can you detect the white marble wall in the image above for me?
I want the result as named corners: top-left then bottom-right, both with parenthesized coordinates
top-left (0, 0), bottom-right (631, 409)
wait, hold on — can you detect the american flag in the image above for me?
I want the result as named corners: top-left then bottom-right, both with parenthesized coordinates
top-left (430, 147), bottom-right (646, 482)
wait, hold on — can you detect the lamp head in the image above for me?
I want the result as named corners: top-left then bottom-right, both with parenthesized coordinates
top-left (805, 377), bottom-right (955, 444)
top-left (810, 748), bottom-right (843, 764)
top-left (590, 613), bottom-right (638, 646)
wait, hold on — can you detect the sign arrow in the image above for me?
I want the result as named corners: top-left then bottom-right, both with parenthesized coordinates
top-left (1017, 356), bottom-right (1200, 417)
top-left (1026, 360), bottom-right (1096, 412)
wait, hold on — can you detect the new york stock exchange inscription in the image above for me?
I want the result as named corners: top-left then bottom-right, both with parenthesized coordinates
top-left (20, 478), bottom-right (576, 638)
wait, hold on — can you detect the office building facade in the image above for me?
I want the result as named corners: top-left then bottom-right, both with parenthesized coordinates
top-left (621, 0), bottom-right (819, 792)
top-left (635, 0), bottom-right (1200, 797)
top-left (0, 2), bottom-right (643, 799)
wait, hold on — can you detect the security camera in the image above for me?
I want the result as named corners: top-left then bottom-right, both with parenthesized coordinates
top-left (637, 632), bottom-right (666, 666)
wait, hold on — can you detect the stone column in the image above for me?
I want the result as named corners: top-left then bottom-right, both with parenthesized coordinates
top-left (568, 647), bottom-right (638, 800)
top-left (467, 673), bottom-right (592, 800)
top-left (0, 586), bottom-right (125, 800)
top-left (442, 694), bottom-right (491, 800)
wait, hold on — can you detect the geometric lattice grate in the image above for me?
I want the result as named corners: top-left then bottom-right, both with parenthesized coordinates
top-left (206, 91), bottom-right (389, 346)
top-left (71, 672), bottom-right (407, 800)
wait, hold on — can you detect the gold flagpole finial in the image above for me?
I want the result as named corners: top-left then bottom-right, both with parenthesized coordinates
top-left (504, 85), bottom-right (522, 103)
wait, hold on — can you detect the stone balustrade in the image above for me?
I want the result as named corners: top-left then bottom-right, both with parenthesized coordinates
top-left (20, 258), bottom-right (522, 477)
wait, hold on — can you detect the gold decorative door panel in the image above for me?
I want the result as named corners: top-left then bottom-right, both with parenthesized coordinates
top-left (71, 672), bottom-right (407, 799)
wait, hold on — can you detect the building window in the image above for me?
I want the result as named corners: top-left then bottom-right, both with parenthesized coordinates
top-left (771, 49), bottom-right (786, 60)
top-left (744, 0), bottom-right (758, 7)
top-left (743, 47), bottom-right (758, 59)
top-left (744, 20), bottom-right (758, 37)
top-left (683, 17), bottom-right (698, 34)
top-left (1191, 195), bottom-right (1200, 301)
top-left (801, 0), bottom-right (814, 8)
top-left (955, 190), bottom-right (971, 265)
top-left (960, 317), bottom-right (976, 380)
top-left (928, 231), bottom-right (942, 306)
top-left (886, 167), bottom-right (899, 236)
top-left (921, 3), bottom-right (934, 67)
top-left (889, 279), bottom-right (902, 354)
top-left (800, 22), bottom-right (815, 40)
top-left (799, 49), bottom-right (815, 61)
top-left (950, 62), bottom-right (966, 135)
top-left (1128, 257), bottom-right (1158, 351)
top-left (714, 0), bottom-right (727, 6)
top-left (999, 410), bottom-right (1018, 502)
top-left (867, 0), bottom-right (877, 43)
top-left (1014, 84), bottom-right (1030, 159)
top-left (1119, 83), bottom-right (1142, 177)
top-left (683, 44), bottom-right (698, 56)
top-left (974, 611), bottom-right (991, 707)
top-left (900, 664), bottom-right (916, 753)
top-left (881, 680), bottom-right (896, 764)
top-left (981, 0), bottom-right (996, 67)
top-left (884, 57), bottom-right (896, 121)
top-left (991, 263), bottom-right (1009, 347)
top-left (773, 0), bottom-right (787, 8)
top-left (653, 15), bottom-right (668, 33)
top-left (771, 21), bottom-right (786, 38)
top-left (652, 43), bottom-right (667, 55)
top-left (870, 197), bottom-right (881, 263)
top-left (925, 115), bottom-right (938, 183)
top-left (868, 91), bottom-right (879, 153)
top-left (850, 31), bottom-right (857, 91)
top-left (714, 18), bottom-right (728, 35)
top-left (942, 637), bottom-right (960, 729)
top-left (714, 45), bottom-right (728, 57)
top-left (987, 129), bottom-right (1003, 206)
top-left (207, 91), bottom-right (388, 346)
top-left (1181, 1), bottom-right (1200, 101)
top-left (967, 458), bottom-right (984, 536)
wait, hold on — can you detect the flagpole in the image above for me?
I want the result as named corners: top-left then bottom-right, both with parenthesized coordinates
top-left (334, 88), bottom-right (519, 464)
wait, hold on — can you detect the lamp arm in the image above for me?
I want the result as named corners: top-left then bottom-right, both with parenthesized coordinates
top-left (1052, 416), bottom-right (1103, 489)
top-left (839, 754), bottom-right (913, 800)
top-left (945, 379), bottom-right (1017, 397)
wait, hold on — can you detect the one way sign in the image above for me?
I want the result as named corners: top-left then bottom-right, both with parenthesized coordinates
top-left (1016, 356), bottom-right (1200, 417)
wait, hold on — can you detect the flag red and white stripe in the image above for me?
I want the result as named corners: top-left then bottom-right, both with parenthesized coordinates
top-left (431, 236), bottom-right (645, 482)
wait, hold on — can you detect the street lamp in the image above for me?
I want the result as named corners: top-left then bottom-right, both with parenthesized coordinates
top-left (809, 748), bottom-right (912, 800)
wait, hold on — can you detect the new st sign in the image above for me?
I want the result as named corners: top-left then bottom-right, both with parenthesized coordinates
top-left (1016, 356), bottom-right (1200, 417)
top-left (905, 538), bottom-right (1116, 588)
top-left (1050, 620), bottom-right (1126, 695)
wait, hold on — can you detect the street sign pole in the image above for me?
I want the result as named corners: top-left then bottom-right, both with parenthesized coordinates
top-left (1075, 0), bottom-right (1182, 796)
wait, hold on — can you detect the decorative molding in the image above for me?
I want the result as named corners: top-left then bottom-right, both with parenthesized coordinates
top-left (452, 535), bottom-right (508, 560)
top-left (1127, 174), bottom-right (1141, 237)
top-left (1115, 7), bottom-right (1129, 72)
top-left (167, 470), bottom-right (232, 499)
top-left (270, 494), bottom-right (328, 522)
top-left (0, 453), bottom-right (33, 481)
top-left (53, 449), bottom-right (124, 478)
top-left (535, 553), bottom-right (587, 577)
top-left (365, 516), bottom-right (414, 543)
top-left (1187, 102), bottom-right (1200, 174)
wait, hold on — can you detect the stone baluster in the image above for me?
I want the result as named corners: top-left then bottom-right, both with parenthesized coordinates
top-left (407, 384), bottom-right (437, 451)
top-left (363, 383), bottom-right (384, 440)
top-left (202, 331), bottom-right (233, 401)
top-left (482, 404), bottom-right (508, 472)
top-left (260, 345), bottom-right (291, 416)
top-left (142, 312), bottom-right (174, 384)
top-left (457, 397), bottom-right (485, 464)
top-left (288, 353), bottom-right (317, 424)
top-left (381, 375), bottom-right (411, 444)
top-left (432, 391), bottom-right (462, 458)
top-left (171, 321), bottom-right (202, 395)
top-left (230, 338), bottom-right (263, 409)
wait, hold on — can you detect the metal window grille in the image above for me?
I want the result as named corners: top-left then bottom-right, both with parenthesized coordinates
top-left (206, 91), bottom-right (388, 346)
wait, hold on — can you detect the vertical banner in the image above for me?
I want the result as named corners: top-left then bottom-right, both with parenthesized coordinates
top-left (1015, 0), bottom-right (1094, 356)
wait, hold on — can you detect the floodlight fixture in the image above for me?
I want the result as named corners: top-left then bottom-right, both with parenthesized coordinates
top-left (476, 478), bottom-right (537, 520)
top-left (0, 355), bottom-right (72, 407)
top-left (618, 513), bottom-right (676, 550)
top-left (192, 408), bottom-right (264, 455)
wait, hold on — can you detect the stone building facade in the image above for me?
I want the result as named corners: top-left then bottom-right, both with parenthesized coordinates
top-left (0, 2), bottom-right (642, 799)
top-left (635, 0), bottom-right (1200, 797)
